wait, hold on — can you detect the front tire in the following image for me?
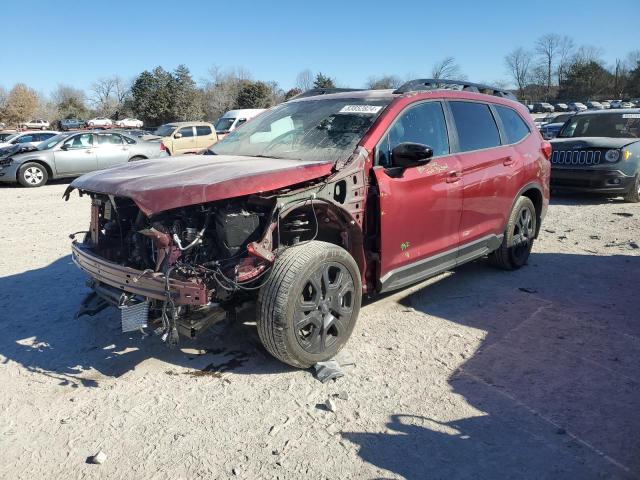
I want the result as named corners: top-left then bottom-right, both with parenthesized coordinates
top-left (623, 174), bottom-right (640, 203)
top-left (257, 241), bottom-right (362, 368)
top-left (18, 162), bottom-right (48, 187)
top-left (489, 196), bottom-right (537, 270)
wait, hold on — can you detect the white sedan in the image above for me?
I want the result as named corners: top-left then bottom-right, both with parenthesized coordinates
top-left (87, 117), bottom-right (113, 127)
top-left (115, 118), bottom-right (143, 128)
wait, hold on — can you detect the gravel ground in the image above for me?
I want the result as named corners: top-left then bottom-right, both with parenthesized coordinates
top-left (0, 180), bottom-right (638, 479)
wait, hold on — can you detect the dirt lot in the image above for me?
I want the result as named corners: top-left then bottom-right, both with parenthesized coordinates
top-left (0, 180), bottom-right (638, 479)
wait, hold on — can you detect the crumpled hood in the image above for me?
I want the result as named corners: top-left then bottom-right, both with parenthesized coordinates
top-left (550, 137), bottom-right (639, 150)
top-left (66, 154), bottom-right (334, 216)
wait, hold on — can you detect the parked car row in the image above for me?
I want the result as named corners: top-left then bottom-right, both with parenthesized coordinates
top-left (60, 117), bottom-right (144, 129)
top-left (529, 99), bottom-right (640, 114)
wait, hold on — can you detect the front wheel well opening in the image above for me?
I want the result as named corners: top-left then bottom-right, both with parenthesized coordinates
top-left (17, 160), bottom-right (53, 181)
top-left (278, 203), bottom-right (365, 274)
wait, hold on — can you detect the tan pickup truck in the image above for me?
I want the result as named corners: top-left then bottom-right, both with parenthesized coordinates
top-left (150, 121), bottom-right (217, 155)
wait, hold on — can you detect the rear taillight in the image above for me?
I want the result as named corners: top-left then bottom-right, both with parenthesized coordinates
top-left (541, 141), bottom-right (552, 160)
top-left (160, 142), bottom-right (166, 151)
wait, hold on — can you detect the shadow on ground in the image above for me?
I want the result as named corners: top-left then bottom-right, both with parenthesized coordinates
top-left (0, 255), bottom-right (290, 388)
top-left (0, 178), bottom-right (72, 189)
top-left (549, 191), bottom-right (628, 206)
top-left (1, 249), bottom-right (638, 478)
top-left (345, 252), bottom-right (640, 479)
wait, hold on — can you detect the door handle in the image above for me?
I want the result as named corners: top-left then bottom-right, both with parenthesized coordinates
top-left (502, 156), bottom-right (515, 166)
top-left (446, 171), bottom-right (461, 183)
top-left (85, 149), bottom-right (93, 154)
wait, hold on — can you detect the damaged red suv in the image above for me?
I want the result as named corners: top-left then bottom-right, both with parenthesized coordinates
top-left (65, 79), bottom-right (551, 368)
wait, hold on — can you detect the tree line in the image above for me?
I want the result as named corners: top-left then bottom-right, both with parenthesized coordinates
top-left (0, 66), bottom-right (340, 129)
top-left (505, 34), bottom-right (640, 103)
top-left (2, 46), bottom-right (638, 128)
top-left (0, 55), bottom-right (473, 129)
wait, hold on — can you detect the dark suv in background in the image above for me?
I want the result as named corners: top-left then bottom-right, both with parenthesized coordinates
top-left (550, 109), bottom-right (640, 202)
top-left (58, 118), bottom-right (86, 131)
top-left (66, 79), bottom-right (551, 368)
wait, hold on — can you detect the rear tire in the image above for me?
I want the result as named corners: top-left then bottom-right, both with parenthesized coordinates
top-left (489, 196), bottom-right (537, 270)
top-left (623, 174), bottom-right (640, 203)
top-left (257, 241), bottom-right (362, 368)
top-left (18, 162), bottom-right (48, 187)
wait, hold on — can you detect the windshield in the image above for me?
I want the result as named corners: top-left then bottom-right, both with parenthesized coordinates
top-left (553, 114), bottom-right (573, 123)
top-left (210, 98), bottom-right (391, 162)
top-left (558, 113), bottom-right (640, 139)
top-left (154, 124), bottom-right (176, 136)
top-left (215, 117), bottom-right (236, 133)
top-left (0, 133), bottom-right (14, 142)
top-left (37, 132), bottom-right (72, 150)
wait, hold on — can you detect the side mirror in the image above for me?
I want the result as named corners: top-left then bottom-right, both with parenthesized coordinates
top-left (391, 142), bottom-right (433, 168)
top-left (174, 132), bottom-right (182, 139)
top-left (61, 143), bottom-right (71, 150)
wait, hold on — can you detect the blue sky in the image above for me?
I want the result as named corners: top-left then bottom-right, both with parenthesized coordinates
top-left (1, 0), bottom-right (638, 96)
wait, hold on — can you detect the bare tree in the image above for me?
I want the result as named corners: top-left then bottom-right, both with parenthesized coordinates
top-left (535, 34), bottom-right (562, 99)
top-left (557, 36), bottom-right (575, 85)
top-left (89, 75), bottom-right (130, 118)
top-left (573, 45), bottom-right (604, 66)
top-left (0, 86), bottom-right (7, 112)
top-left (201, 66), bottom-right (252, 120)
top-left (365, 75), bottom-right (402, 89)
top-left (431, 57), bottom-right (466, 80)
top-left (504, 48), bottom-right (533, 99)
top-left (626, 50), bottom-right (640, 69)
top-left (295, 69), bottom-right (314, 91)
top-left (612, 58), bottom-right (628, 97)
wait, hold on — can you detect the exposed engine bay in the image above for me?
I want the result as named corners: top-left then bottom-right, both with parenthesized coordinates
top-left (71, 166), bottom-right (367, 345)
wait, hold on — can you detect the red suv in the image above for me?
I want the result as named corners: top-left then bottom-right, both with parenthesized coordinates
top-left (66, 79), bottom-right (551, 368)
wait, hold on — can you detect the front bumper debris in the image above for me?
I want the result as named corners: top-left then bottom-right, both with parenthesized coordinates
top-left (71, 242), bottom-right (208, 305)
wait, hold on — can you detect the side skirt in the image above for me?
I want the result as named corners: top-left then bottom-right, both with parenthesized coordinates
top-left (378, 234), bottom-right (502, 294)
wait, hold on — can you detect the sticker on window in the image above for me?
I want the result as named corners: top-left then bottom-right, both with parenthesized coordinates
top-left (622, 114), bottom-right (640, 119)
top-left (338, 105), bottom-right (383, 114)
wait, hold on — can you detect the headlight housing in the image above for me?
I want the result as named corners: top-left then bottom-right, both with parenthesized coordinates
top-left (0, 157), bottom-right (13, 167)
top-left (604, 149), bottom-right (620, 162)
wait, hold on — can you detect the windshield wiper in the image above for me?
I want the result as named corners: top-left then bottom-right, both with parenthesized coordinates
top-left (251, 154), bottom-right (299, 160)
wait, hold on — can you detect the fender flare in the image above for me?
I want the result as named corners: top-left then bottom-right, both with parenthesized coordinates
top-left (508, 181), bottom-right (545, 237)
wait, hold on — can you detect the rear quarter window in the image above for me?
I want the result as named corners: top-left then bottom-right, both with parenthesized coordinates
top-left (494, 105), bottom-right (530, 144)
top-left (196, 125), bottom-right (213, 136)
top-left (449, 101), bottom-right (501, 152)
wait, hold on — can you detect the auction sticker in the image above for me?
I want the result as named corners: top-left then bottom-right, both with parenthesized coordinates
top-left (339, 105), bottom-right (382, 114)
top-left (623, 114), bottom-right (640, 118)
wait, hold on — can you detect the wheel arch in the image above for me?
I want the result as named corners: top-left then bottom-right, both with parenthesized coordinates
top-left (16, 159), bottom-right (54, 181)
top-left (279, 201), bottom-right (366, 278)
top-left (513, 182), bottom-right (544, 238)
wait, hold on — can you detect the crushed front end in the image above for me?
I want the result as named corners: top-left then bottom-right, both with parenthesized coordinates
top-left (71, 193), bottom-right (276, 345)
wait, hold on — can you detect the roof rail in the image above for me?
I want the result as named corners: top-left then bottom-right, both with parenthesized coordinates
top-left (289, 87), bottom-right (365, 101)
top-left (393, 79), bottom-right (517, 101)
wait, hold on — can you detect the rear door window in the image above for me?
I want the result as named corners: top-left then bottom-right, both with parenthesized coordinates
top-left (179, 127), bottom-right (194, 137)
top-left (494, 105), bottom-right (530, 144)
top-left (196, 125), bottom-right (212, 136)
top-left (97, 133), bottom-right (123, 145)
top-left (449, 101), bottom-right (501, 152)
